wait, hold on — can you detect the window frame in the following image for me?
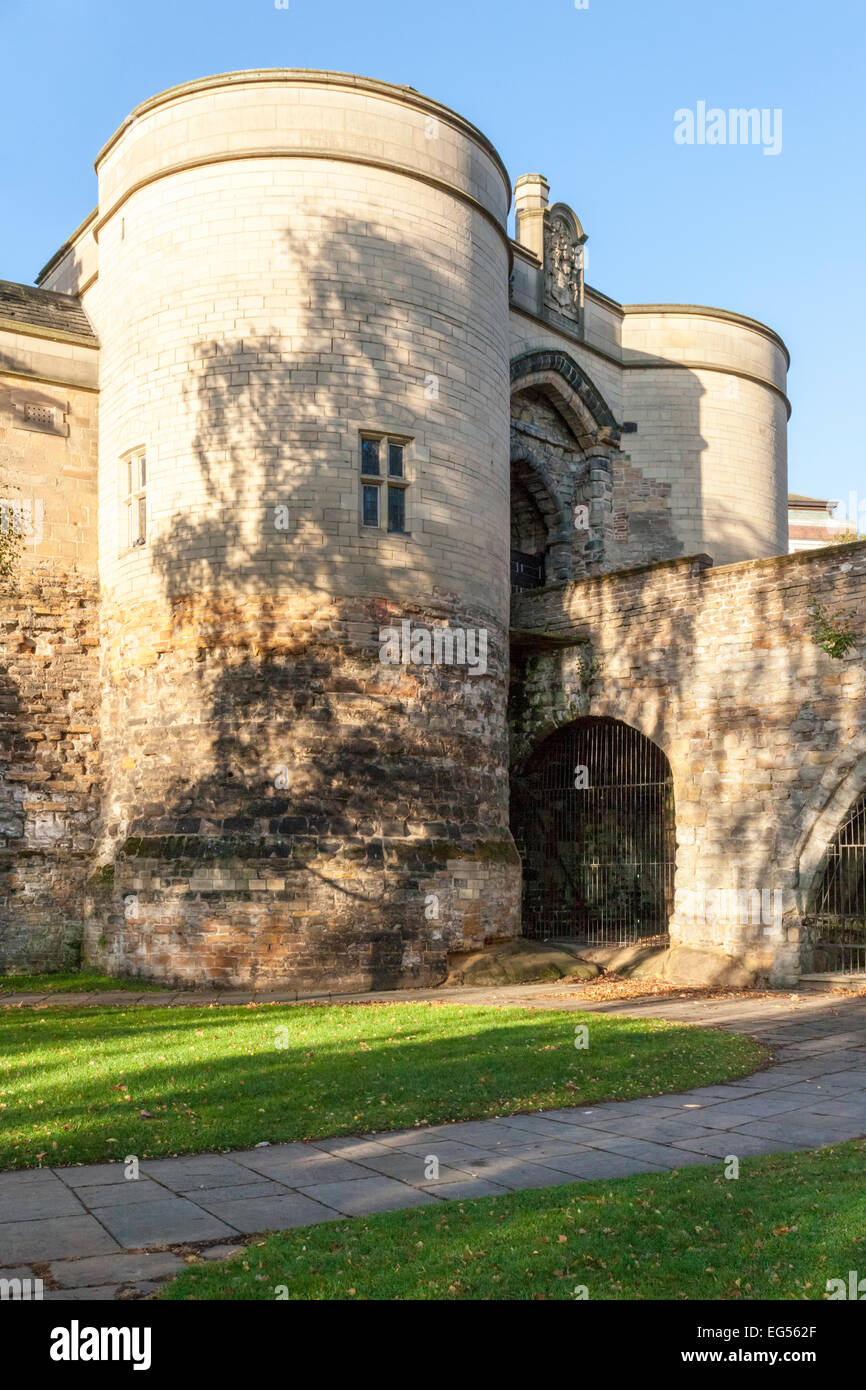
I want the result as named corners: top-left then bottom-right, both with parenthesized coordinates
top-left (359, 432), bottom-right (411, 535)
top-left (120, 447), bottom-right (148, 551)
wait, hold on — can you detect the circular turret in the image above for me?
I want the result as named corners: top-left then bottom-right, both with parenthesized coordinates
top-left (87, 70), bottom-right (519, 989)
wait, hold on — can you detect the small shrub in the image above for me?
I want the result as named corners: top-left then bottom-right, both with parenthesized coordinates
top-left (808, 599), bottom-right (857, 659)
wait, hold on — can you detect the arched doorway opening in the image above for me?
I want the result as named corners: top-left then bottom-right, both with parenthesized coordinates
top-left (511, 716), bottom-right (675, 943)
top-left (509, 349), bottom-right (618, 593)
top-left (510, 451), bottom-right (561, 590)
top-left (804, 790), bottom-right (866, 973)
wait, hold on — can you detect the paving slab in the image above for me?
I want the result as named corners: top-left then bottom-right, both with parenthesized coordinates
top-left (575, 1115), bottom-right (719, 1142)
top-left (348, 1152), bottom-right (474, 1185)
top-left (297, 1177), bottom-right (439, 1215)
top-left (722, 1070), bottom-right (815, 1092)
top-left (0, 1179), bottom-right (84, 1224)
top-left (0, 1167), bottom-right (64, 1191)
top-left (770, 1083), bottom-right (852, 1099)
top-left (176, 1180), bottom-right (287, 1205)
top-left (807, 1096), bottom-right (866, 1118)
top-left (49, 1251), bottom-right (186, 1288)
top-left (482, 1138), bottom-right (590, 1163)
top-left (805, 1074), bottom-right (866, 1093)
top-left (0, 1214), bottom-right (120, 1263)
top-left (515, 1118), bottom-right (616, 1143)
top-left (784, 1058), bottom-right (866, 1077)
top-left (676, 1108), bottom-right (778, 1130)
top-left (570, 1132), bottom-right (682, 1158)
top-left (348, 1128), bottom-right (429, 1149)
top-left (601, 1097), bottom-right (692, 1114)
top-left (538, 1150), bottom-right (673, 1180)
top-left (77, 1179), bottom-right (167, 1209)
top-left (784, 1034), bottom-right (866, 1052)
top-left (446, 1154), bottom-right (578, 1190)
top-left (635, 1093), bottom-right (730, 1110)
top-left (489, 1114), bottom-right (601, 1141)
top-left (405, 1120), bottom-right (529, 1149)
top-left (94, 1197), bottom-right (237, 1248)
top-left (702, 1092), bottom-right (811, 1117)
top-left (230, 1150), bottom-right (377, 1185)
top-left (663, 1085), bottom-right (763, 1102)
top-left (55, 1164), bottom-right (133, 1188)
top-left (193, 1191), bottom-right (341, 1232)
top-left (736, 1117), bottom-right (861, 1145)
top-left (395, 1139), bottom-right (504, 1165)
top-left (672, 1134), bottom-right (789, 1158)
top-left (583, 1137), bottom-right (716, 1168)
top-left (140, 1155), bottom-right (260, 1189)
top-left (307, 1137), bottom-right (395, 1161)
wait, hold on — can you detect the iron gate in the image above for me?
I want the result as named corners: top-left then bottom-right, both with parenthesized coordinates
top-left (805, 791), bottom-right (866, 973)
top-left (511, 716), bottom-right (675, 944)
top-left (511, 549), bottom-right (545, 592)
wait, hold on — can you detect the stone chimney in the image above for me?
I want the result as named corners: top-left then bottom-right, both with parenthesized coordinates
top-left (513, 173), bottom-right (549, 261)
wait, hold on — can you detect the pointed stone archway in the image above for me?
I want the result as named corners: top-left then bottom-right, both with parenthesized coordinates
top-left (510, 349), bottom-right (619, 589)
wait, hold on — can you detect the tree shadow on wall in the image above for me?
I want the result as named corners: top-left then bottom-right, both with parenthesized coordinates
top-left (103, 212), bottom-right (511, 987)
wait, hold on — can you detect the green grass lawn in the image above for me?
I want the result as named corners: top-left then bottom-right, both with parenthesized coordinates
top-left (0, 1001), bottom-right (766, 1170)
top-left (0, 971), bottom-right (165, 994)
top-left (160, 1140), bottom-right (866, 1301)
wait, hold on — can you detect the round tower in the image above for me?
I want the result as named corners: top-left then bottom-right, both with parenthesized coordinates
top-left (621, 304), bottom-right (790, 565)
top-left (85, 70), bottom-right (518, 989)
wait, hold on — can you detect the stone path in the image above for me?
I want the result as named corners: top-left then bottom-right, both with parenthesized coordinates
top-left (1, 987), bottom-right (865, 1299)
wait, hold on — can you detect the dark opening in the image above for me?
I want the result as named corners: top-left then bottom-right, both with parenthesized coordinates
top-left (511, 549), bottom-right (545, 591)
top-left (510, 457), bottom-right (553, 592)
top-left (511, 715), bottom-right (675, 944)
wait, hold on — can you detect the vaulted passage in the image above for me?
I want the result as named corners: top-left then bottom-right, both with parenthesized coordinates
top-left (508, 450), bottom-right (561, 592)
top-left (511, 716), bottom-right (675, 944)
top-left (510, 454), bottom-right (557, 591)
top-left (806, 791), bottom-right (866, 973)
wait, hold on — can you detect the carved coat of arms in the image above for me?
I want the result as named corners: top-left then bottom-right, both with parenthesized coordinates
top-left (544, 212), bottom-right (584, 322)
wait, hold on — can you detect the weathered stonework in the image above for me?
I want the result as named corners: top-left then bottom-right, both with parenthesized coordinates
top-left (511, 543), bottom-right (866, 985)
top-left (58, 70), bottom-right (519, 990)
top-left (1, 68), bottom-right (852, 993)
top-left (86, 592), bottom-right (517, 990)
top-left (0, 286), bottom-right (100, 970)
top-left (0, 568), bottom-right (100, 970)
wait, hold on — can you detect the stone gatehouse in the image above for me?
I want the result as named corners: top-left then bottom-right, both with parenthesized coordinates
top-left (0, 68), bottom-right (862, 991)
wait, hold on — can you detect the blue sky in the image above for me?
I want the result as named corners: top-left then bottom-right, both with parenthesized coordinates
top-left (1, 0), bottom-right (863, 507)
